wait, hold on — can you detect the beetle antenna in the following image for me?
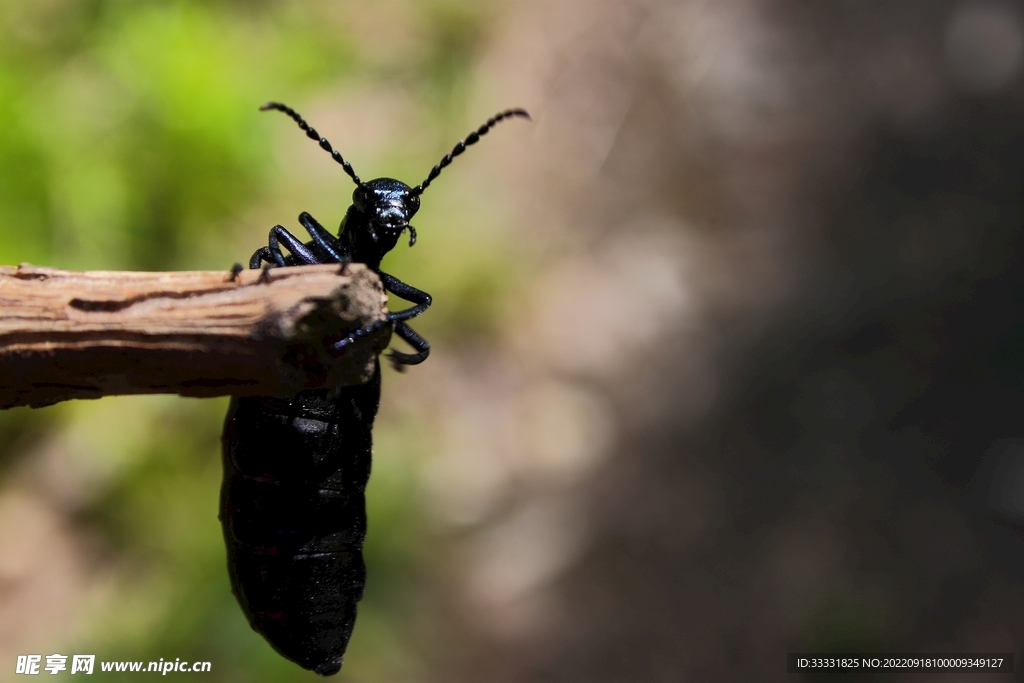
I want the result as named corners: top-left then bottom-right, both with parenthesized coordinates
top-left (412, 108), bottom-right (530, 196)
top-left (260, 102), bottom-right (364, 187)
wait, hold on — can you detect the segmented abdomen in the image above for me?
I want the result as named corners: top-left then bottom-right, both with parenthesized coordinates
top-left (220, 363), bottom-right (381, 676)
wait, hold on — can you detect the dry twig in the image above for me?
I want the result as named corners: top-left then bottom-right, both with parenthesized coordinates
top-left (0, 263), bottom-right (390, 409)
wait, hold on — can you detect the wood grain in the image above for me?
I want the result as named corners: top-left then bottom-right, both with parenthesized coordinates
top-left (0, 263), bottom-right (390, 408)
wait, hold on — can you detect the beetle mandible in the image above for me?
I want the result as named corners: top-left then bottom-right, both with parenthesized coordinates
top-left (220, 102), bottom-right (529, 676)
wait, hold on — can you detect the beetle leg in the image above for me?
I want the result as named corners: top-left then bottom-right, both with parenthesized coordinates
top-left (269, 225), bottom-right (320, 265)
top-left (378, 273), bottom-right (432, 367)
top-left (249, 247), bottom-right (275, 269)
top-left (299, 212), bottom-right (348, 264)
top-left (380, 272), bottom-right (432, 322)
top-left (250, 227), bottom-right (298, 268)
top-left (331, 273), bottom-right (433, 360)
top-left (332, 319), bottom-right (390, 352)
top-left (387, 322), bottom-right (430, 370)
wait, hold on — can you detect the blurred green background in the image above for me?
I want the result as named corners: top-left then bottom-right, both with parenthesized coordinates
top-left (0, 1), bottom-right (521, 680)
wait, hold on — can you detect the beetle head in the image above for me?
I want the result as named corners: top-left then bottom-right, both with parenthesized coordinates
top-left (352, 178), bottom-right (420, 249)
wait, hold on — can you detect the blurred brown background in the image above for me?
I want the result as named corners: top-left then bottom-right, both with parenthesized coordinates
top-left (0, 0), bottom-right (1023, 681)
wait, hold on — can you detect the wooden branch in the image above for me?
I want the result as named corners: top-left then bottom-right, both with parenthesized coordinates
top-left (0, 263), bottom-right (391, 409)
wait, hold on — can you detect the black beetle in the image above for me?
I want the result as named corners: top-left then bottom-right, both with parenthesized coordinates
top-left (220, 102), bottom-right (528, 676)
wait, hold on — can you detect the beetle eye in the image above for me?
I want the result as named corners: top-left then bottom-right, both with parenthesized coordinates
top-left (405, 194), bottom-right (420, 213)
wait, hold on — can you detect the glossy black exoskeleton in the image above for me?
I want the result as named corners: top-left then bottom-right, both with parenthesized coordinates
top-left (220, 102), bottom-right (528, 676)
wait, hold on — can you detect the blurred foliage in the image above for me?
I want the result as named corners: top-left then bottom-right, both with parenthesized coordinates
top-left (0, 0), bottom-right (518, 680)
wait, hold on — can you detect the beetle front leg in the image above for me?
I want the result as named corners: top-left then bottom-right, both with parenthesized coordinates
top-left (387, 322), bottom-right (430, 370)
top-left (249, 225), bottom-right (322, 269)
top-left (378, 273), bottom-right (432, 369)
top-left (331, 273), bottom-right (433, 364)
top-left (269, 225), bottom-right (320, 265)
top-left (299, 212), bottom-right (348, 264)
top-left (380, 273), bottom-right (432, 322)
top-left (249, 247), bottom-right (276, 269)
top-left (332, 319), bottom-right (390, 352)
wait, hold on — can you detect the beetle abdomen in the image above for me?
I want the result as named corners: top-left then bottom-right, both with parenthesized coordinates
top-left (220, 364), bottom-right (381, 676)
